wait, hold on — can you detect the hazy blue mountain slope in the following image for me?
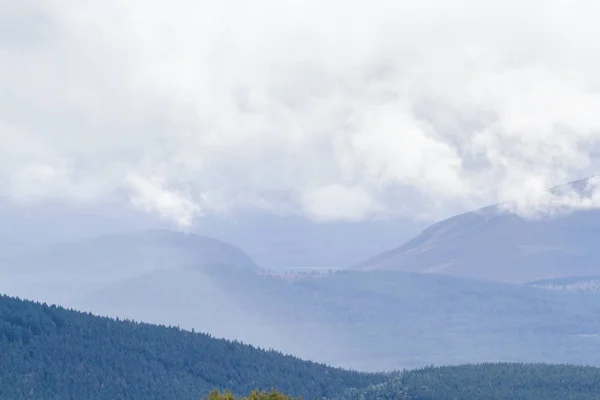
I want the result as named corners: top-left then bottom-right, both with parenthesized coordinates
top-left (0, 230), bottom-right (258, 304)
top-left (77, 265), bottom-right (354, 366)
top-left (75, 267), bottom-right (600, 371)
top-left (354, 203), bottom-right (600, 283)
top-left (0, 198), bottom-right (426, 272)
top-left (297, 271), bottom-right (600, 370)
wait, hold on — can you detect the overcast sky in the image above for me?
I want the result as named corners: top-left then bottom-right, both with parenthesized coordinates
top-left (2, 0), bottom-right (600, 227)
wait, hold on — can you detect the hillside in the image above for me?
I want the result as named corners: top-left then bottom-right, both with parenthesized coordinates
top-left (4, 227), bottom-right (600, 373)
top-left (76, 266), bottom-right (600, 371)
top-left (0, 229), bottom-right (258, 305)
top-left (0, 294), bottom-right (384, 400)
top-left (354, 177), bottom-right (600, 284)
top-left (345, 364), bottom-right (600, 400)
top-left (0, 200), bottom-right (425, 272)
top-left (3, 294), bottom-right (600, 399)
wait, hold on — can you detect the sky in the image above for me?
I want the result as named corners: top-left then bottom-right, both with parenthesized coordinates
top-left (3, 0), bottom-right (600, 227)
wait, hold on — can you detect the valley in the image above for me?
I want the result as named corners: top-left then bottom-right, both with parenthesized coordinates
top-left (4, 1), bottom-right (600, 396)
top-left (3, 294), bottom-right (600, 400)
top-left (3, 178), bottom-right (600, 396)
top-left (3, 226), bottom-right (600, 371)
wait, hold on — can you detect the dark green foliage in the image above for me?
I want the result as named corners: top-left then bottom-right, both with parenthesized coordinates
top-left (0, 294), bottom-right (385, 400)
top-left (343, 364), bottom-right (600, 400)
top-left (400, 363), bottom-right (600, 400)
top-left (336, 375), bottom-right (405, 400)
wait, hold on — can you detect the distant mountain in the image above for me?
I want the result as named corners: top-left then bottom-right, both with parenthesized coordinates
top-left (353, 177), bottom-right (600, 284)
top-left (0, 199), bottom-right (426, 271)
top-left (3, 229), bottom-right (259, 274)
top-left (0, 229), bottom-right (258, 305)
top-left (5, 204), bottom-right (600, 372)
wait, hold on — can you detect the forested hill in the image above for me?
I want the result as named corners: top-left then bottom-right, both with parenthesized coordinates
top-left (0, 294), bottom-right (385, 400)
top-left (399, 363), bottom-right (600, 399)
top-left (4, 294), bottom-right (600, 400)
top-left (343, 363), bottom-right (600, 400)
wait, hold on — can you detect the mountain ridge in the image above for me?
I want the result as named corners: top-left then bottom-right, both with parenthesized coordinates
top-left (352, 176), bottom-right (600, 283)
top-left (0, 229), bottom-right (260, 306)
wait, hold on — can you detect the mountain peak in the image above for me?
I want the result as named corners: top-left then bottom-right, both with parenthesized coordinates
top-left (353, 175), bottom-right (600, 283)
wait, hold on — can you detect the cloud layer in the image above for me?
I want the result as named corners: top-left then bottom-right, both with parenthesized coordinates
top-left (3, 0), bottom-right (600, 225)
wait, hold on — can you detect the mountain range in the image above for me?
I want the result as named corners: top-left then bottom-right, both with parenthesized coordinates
top-left (2, 177), bottom-right (600, 372)
top-left (4, 233), bottom-right (600, 371)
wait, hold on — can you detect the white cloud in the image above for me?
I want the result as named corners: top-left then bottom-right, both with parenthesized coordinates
top-left (302, 184), bottom-right (374, 222)
top-left (126, 173), bottom-right (202, 229)
top-left (3, 0), bottom-right (600, 225)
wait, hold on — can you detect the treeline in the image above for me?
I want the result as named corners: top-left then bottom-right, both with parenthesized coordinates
top-left (398, 363), bottom-right (600, 400)
top-left (343, 363), bottom-right (600, 400)
top-left (0, 294), bottom-right (385, 399)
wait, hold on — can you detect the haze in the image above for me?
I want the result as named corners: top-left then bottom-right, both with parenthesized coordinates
top-left (3, 0), bottom-right (600, 373)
